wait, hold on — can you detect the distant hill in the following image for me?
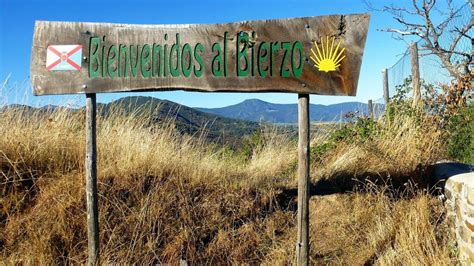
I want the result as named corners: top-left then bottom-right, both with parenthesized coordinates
top-left (196, 99), bottom-right (380, 123)
top-left (2, 97), bottom-right (383, 145)
top-left (2, 97), bottom-right (259, 146)
top-left (97, 96), bottom-right (259, 142)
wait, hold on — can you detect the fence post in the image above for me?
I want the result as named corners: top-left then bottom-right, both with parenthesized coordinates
top-left (410, 42), bottom-right (421, 107)
top-left (368, 99), bottom-right (374, 119)
top-left (382, 68), bottom-right (389, 105)
top-left (85, 93), bottom-right (99, 265)
top-left (296, 93), bottom-right (310, 266)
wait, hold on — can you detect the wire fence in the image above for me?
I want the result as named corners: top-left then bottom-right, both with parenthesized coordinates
top-left (384, 2), bottom-right (472, 100)
top-left (366, 2), bottom-right (473, 120)
top-left (384, 42), bottom-right (457, 101)
top-left (386, 48), bottom-right (411, 99)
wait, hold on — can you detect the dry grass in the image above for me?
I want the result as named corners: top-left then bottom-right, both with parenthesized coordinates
top-left (315, 113), bottom-right (446, 189)
top-left (0, 104), bottom-right (456, 264)
top-left (263, 185), bottom-right (455, 265)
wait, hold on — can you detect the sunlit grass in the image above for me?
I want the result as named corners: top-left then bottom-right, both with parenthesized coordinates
top-left (0, 80), bottom-right (456, 264)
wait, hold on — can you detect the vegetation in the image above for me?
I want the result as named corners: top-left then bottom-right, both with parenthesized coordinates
top-left (433, 76), bottom-right (473, 164)
top-left (446, 103), bottom-right (473, 163)
top-left (1, 96), bottom-right (260, 149)
top-left (1, 1), bottom-right (470, 263)
top-left (386, 75), bottom-right (473, 164)
top-left (0, 82), bottom-right (459, 263)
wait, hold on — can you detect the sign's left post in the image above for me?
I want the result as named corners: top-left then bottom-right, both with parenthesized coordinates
top-left (85, 93), bottom-right (99, 265)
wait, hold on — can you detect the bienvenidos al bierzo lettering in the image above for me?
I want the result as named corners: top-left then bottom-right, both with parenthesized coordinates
top-left (88, 32), bottom-right (304, 79)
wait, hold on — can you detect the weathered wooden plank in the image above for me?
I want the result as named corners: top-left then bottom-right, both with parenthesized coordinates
top-left (85, 93), bottom-right (99, 265)
top-left (31, 14), bottom-right (369, 96)
top-left (296, 94), bottom-right (310, 265)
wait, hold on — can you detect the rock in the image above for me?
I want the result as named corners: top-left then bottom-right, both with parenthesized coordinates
top-left (445, 171), bottom-right (474, 265)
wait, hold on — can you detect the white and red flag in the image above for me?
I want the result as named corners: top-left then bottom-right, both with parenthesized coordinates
top-left (46, 45), bottom-right (82, 71)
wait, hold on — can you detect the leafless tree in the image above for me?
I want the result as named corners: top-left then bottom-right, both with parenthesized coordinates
top-left (366, 0), bottom-right (473, 80)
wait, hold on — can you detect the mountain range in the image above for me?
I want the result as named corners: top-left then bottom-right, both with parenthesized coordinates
top-left (197, 99), bottom-right (377, 123)
top-left (3, 97), bottom-right (381, 146)
top-left (96, 96), bottom-right (259, 140)
top-left (4, 97), bottom-right (381, 124)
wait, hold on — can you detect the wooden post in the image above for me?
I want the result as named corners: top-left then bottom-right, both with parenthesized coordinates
top-left (296, 94), bottom-right (310, 266)
top-left (410, 42), bottom-right (421, 107)
top-left (382, 68), bottom-right (389, 105)
top-left (368, 99), bottom-right (374, 119)
top-left (85, 93), bottom-right (99, 265)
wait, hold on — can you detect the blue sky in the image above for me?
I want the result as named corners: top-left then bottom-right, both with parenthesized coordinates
top-left (1, 0), bottom-right (425, 108)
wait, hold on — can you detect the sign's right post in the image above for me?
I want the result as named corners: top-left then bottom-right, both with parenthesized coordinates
top-left (296, 93), bottom-right (310, 265)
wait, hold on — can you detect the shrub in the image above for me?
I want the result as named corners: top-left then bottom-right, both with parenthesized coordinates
top-left (239, 127), bottom-right (266, 160)
top-left (446, 103), bottom-right (473, 163)
top-left (424, 75), bottom-right (473, 163)
top-left (311, 116), bottom-right (377, 163)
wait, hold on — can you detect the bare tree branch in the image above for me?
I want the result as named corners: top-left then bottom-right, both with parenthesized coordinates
top-left (379, 28), bottom-right (421, 36)
top-left (449, 13), bottom-right (474, 52)
top-left (367, 0), bottom-right (473, 79)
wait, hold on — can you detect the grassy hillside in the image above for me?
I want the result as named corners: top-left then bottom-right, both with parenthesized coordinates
top-left (2, 96), bottom-right (260, 148)
top-left (99, 96), bottom-right (262, 148)
top-left (0, 99), bottom-right (457, 264)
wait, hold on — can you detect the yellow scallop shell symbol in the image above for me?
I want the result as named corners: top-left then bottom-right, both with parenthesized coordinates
top-left (310, 36), bottom-right (346, 72)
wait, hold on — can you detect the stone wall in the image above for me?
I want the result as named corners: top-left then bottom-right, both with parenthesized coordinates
top-left (445, 172), bottom-right (474, 264)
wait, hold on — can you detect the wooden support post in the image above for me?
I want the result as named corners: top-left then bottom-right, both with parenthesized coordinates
top-left (296, 94), bottom-right (310, 266)
top-left (368, 99), bottom-right (374, 119)
top-left (382, 68), bottom-right (389, 105)
top-left (410, 42), bottom-right (421, 107)
top-left (85, 93), bottom-right (99, 265)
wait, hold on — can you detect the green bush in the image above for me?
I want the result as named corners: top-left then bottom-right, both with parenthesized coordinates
top-left (312, 75), bottom-right (472, 165)
top-left (311, 116), bottom-right (378, 162)
top-left (239, 128), bottom-right (265, 160)
top-left (446, 103), bottom-right (473, 163)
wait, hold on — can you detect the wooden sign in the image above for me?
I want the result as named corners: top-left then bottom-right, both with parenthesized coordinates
top-left (31, 14), bottom-right (369, 96)
top-left (29, 15), bottom-right (371, 265)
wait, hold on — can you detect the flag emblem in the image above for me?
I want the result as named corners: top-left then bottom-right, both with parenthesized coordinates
top-left (46, 45), bottom-right (82, 71)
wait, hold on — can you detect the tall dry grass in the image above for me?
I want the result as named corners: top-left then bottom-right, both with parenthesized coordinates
top-left (263, 185), bottom-right (455, 265)
top-left (0, 101), bottom-right (455, 264)
top-left (314, 113), bottom-right (446, 190)
top-left (1, 106), bottom-right (296, 263)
